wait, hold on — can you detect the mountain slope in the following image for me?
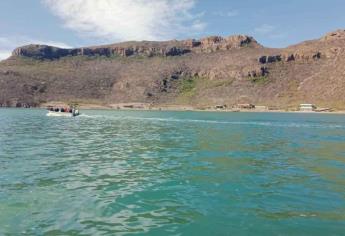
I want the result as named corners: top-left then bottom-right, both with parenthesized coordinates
top-left (1, 30), bottom-right (345, 109)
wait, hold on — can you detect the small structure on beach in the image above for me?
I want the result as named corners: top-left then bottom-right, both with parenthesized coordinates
top-left (255, 105), bottom-right (268, 111)
top-left (237, 103), bottom-right (255, 109)
top-left (314, 107), bottom-right (332, 112)
top-left (215, 105), bottom-right (227, 110)
top-left (299, 104), bottom-right (316, 111)
top-left (113, 103), bottom-right (147, 109)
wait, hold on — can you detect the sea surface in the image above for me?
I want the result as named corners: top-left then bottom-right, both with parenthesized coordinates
top-left (1, 109), bottom-right (345, 235)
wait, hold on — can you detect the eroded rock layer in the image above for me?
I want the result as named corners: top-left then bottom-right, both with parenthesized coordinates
top-left (1, 30), bottom-right (345, 109)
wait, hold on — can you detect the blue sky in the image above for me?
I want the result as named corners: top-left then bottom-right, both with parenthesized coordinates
top-left (0, 0), bottom-right (345, 59)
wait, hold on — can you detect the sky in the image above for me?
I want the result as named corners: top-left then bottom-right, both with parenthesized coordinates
top-left (0, 0), bottom-right (345, 60)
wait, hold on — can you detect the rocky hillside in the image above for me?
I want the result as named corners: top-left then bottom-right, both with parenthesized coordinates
top-left (11, 35), bottom-right (259, 59)
top-left (1, 30), bottom-right (345, 109)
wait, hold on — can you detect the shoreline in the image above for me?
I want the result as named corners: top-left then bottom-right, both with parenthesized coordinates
top-left (46, 102), bottom-right (345, 114)
top-left (2, 102), bottom-right (345, 114)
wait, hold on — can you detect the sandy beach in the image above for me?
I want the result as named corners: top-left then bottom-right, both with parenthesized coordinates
top-left (39, 101), bottom-right (345, 114)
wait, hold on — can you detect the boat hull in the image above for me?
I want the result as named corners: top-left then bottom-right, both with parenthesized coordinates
top-left (47, 111), bottom-right (79, 117)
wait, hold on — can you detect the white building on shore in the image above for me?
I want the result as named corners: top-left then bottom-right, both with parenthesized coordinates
top-left (299, 104), bottom-right (316, 112)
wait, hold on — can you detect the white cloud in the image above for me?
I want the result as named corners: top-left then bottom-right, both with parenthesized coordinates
top-left (0, 50), bottom-right (12, 60)
top-left (254, 24), bottom-right (275, 34)
top-left (253, 24), bottom-right (287, 42)
top-left (0, 36), bottom-right (72, 60)
top-left (269, 32), bottom-right (287, 39)
top-left (213, 10), bottom-right (239, 17)
top-left (226, 10), bottom-right (239, 17)
top-left (42, 0), bottom-right (205, 42)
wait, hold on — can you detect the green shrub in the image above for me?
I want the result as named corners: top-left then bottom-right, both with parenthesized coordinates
top-left (248, 76), bottom-right (268, 84)
top-left (180, 78), bottom-right (196, 93)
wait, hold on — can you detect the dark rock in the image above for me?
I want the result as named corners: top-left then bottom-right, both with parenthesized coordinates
top-left (259, 56), bottom-right (267, 64)
top-left (313, 52), bottom-right (321, 59)
top-left (12, 44), bottom-right (70, 59)
top-left (247, 66), bottom-right (269, 77)
top-left (184, 39), bottom-right (201, 47)
top-left (258, 55), bottom-right (282, 64)
top-left (268, 55), bottom-right (281, 63)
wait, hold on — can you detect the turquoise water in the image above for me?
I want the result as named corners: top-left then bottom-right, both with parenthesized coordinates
top-left (1, 109), bottom-right (345, 235)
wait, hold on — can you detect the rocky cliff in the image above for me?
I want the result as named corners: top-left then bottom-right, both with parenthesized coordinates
top-left (1, 30), bottom-right (345, 109)
top-left (12, 35), bottom-right (259, 59)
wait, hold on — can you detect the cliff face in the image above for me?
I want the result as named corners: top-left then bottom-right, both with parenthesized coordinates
top-left (1, 30), bottom-right (345, 109)
top-left (11, 35), bottom-right (259, 59)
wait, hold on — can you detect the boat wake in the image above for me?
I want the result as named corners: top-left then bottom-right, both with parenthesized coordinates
top-left (78, 114), bottom-right (345, 129)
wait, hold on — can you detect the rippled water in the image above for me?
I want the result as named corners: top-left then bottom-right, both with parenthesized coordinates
top-left (1, 109), bottom-right (345, 235)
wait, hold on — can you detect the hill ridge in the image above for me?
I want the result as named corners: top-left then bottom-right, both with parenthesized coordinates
top-left (1, 29), bottom-right (345, 109)
top-left (11, 35), bottom-right (260, 60)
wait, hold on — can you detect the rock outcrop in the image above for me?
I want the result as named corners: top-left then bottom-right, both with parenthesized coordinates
top-left (258, 55), bottom-right (282, 64)
top-left (12, 35), bottom-right (260, 60)
top-left (2, 30), bottom-right (345, 109)
top-left (258, 51), bottom-right (323, 64)
top-left (321, 29), bottom-right (345, 41)
top-left (246, 66), bottom-right (269, 78)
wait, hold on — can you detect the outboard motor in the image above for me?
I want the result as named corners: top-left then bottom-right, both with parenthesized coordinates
top-left (72, 108), bottom-right (79, 116)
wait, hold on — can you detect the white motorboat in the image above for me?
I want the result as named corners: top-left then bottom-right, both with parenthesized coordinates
top-left (46, 107), bottom-right (80, 117)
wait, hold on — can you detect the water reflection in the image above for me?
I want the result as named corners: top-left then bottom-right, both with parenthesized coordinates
top-left (0, 109), bottom-right (345, 235)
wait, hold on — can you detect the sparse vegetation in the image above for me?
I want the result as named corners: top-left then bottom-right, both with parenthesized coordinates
top-left (206, 78), bottom-right (234, 88)
top-left (175, 76), bottom-right (200, 103)
top-left (2, 29), bottom-right (345, 109)
top-left (247, 76), bottom-right (268, 84)
top-left (175, 76), bottom-right (235, 104)
top-left (179, 77), bottom-right (196, 94)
